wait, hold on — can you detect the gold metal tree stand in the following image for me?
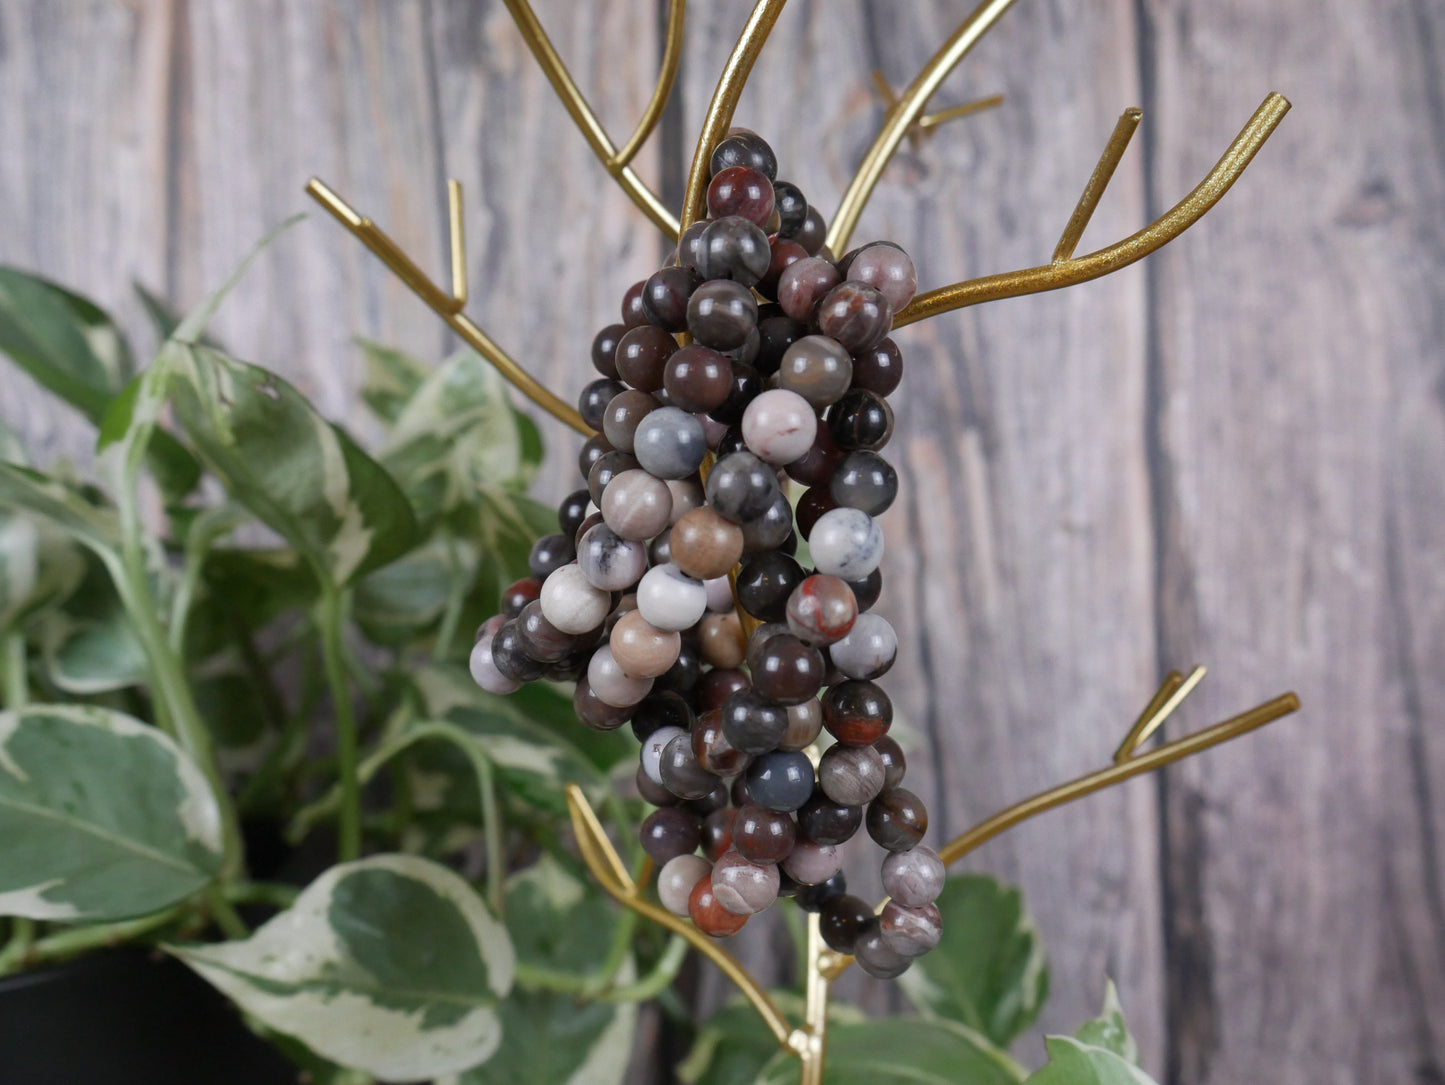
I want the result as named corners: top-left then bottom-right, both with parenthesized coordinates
top-left (304, 2), bottom-right (1298, 1081)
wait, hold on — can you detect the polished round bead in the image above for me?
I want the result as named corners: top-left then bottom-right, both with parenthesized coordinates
top-left (750, 632), bottom-right (825, 706)
top-left (630, 691), bottom-right (694, 745)
top-left (711, 850), bottom-right (780, 916)
top-left (794, 872), bottom-right (845, 914)
top-left (670, 506), bottom-right (745, 580)
top-left (640, 724), bottom-right (686, 787)
top-left (781, 838), bottom-right (841, 885)
top-left (809, 507), bottom-right (884, 580)
top-left (707, 165), bottom-right (776, 227)
top-left (746, 750), bottom-right (816, 813)
top-left (636, 766), bottom-right (679, 806)
top-left (847, 241), bottom-right (917, 313)
top-left (779, 335), bottom-right (853, 408)
top-left (588, 450), bottom-right (640, 505)
top-left (691, 708), bottom-right (750, 776)
top-left (500, 577), bottom-right (542, 619)
top-left (557, 488), bottom-right (591, 538)
top-left (830, 613), bottom-right (897, 680)
top-left (823, 680), bottom-right (893, 746)
top-left (741, 388), bottom-right (817, 466)
top-left (675, 219), bottom-right (709, 272)
top-left (633, 407), bottom-right (707, 480)
top-left (660, 732), bottom-right (718, 800)
top-left (700, 806), bottom-right (736, 862)
top-left (784, 423), bottom-right (843, 488)
top-left (847, 567), bottom-right (883, 613)
top-left (577, 523), bottom-right (648, 592)
top-left (736, 552), bottom-right (806, 623)
top-left (621, 280), bottom-right (649, 327)
top-left (739, 491), bottom-right (794, 554)
top-left (658, 854), bottom-right (710, 916)
top-left (854, 920), bottom-right (912, 979)
top-left (665, 476), bottom-right (705, 524)
top-left (699, 611), bottom-right (747, 669)
top-left (540, 563), bottom-right (610, 635)
top-left (758, 238), bottom-right (809, 301)
top-left (755, 312), bottom-right (807, 377)
top-left (544, 645), bottom-right (591, 684)
top-left (818, 743), bottom-right (887, 806)
top-left (648, 528), bottom-right (673, 567)
top-left (867, 788), bottom-right (929, 851)
top-left (636, 563), bottom-right (708, 632)
top-left (880, 901), bottom-right (942, 958)
top-left (578, 433), bottom-right (613, 482)
top-left (828, 389), bottom-right (894, 451)
top-left (850, 338), bottom-right (904, 398)
top-left (797, 792), bottom-right (863, 846)
top-left (795, 485), bottom-right (839, 541)
top-left (664, 344), bottom-right (733, 413)
top-left (574, 678), bottom-right (632, 732)
top-left (733, 803), bottom-right (797, 865)
top-left (610, 610), bottom-right (681, 679)
top-left (469, 632), bottom-right (521, 694)
top-left (709, 131), bottom-right (777, 179)
top-left (707, 361), bottom-right (762, 425)
top-left (698, 216), bottom-right (770, 286)
top-left (744, 622), bottom-right (788, 671)
top-left (601, 389), bottom-right (656, 454)
top-left (601, 469), bottom-right (673, 541)
top-left (615, 325), bottom-right (677, 393)
top-left (794, 206), bottom-right (827, 255)
top-left (688, 780), bottom-right (730, 819)
top-left (772, 179), bottom-right (808, 236)
top-left (641, 265), bottom-right (701, 332)
top-left (655, 640), bottom-right (703, 695)
top-left (640, 806), bottom-right (702, 864)
top-left (786, 574), bottom-right (859, 646)
top-left (705, 575), bottom-right (737, 613)
top-left (515, 600), bottom-right (578, 663)
top-left (688, 871), bottom-right (748, 937)
top-left (830, 450), bottom-right (898, 516)
top-left (820, 893), bottom-right (875, 954)
top-left (777, 257), bottom-right (841, 323)
top-left (704, 451), bottom-right (780, 525)
top-left (720, 689), bottom-right (789, 755)
top-left (687, 279), bottom-right (758, 351)
top-left (525, 534), bottom-right (572, 582)
top-left (881, 845), bottom-right (945, 908)
top-left (780, 698), bottom-right (825, 750)
top-left (588, 645), bottom-right (654, 708)
top-left (591, 323), bottom-right (626, 378)
top-left (578, 377), bottom-right (625, 431)
top-left (816, 282), bottom-right (892, 355)
top-left (872, 733), bottom-right (907, 789)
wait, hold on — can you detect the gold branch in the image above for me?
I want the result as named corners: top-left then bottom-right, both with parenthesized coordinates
top-left (1053, 107), bottom-right (1142, 262)
top-left (892, 92), bottom-right (1291, 326)
top-left (828, 0), bottom-right (1020, 254)
top-left (305, 177), bottom-right (592, 435)
top-left (870, 70), bottom-right (1004, 151)
top-left (502, 0), bottom-right (682, 239)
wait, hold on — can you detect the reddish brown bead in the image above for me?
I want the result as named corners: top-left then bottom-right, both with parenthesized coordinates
top-left (664, 345), bottom-right (733, 413)
top-left (616, 325), bottom-right (678, 393)
top-left (696, 667), bottom-right (749, 711)
top-left (819, 892), bottom-right (875, 953)
top-left (500, 577), bottom-right (542, 619)
top-left (786, 574), bottom-right (859, 646)
top-left (692, 708), bottom-right (751, 777)
top-left (733, 802), bottom-right (797, 865)
top-left (641, 266), bottom-right (701, 332)
top-left (850, 338), bottom-right (904, 398)
top-left (866, 787), bottom-right (928, 851)
top-left (795, 486), bottom-right (839, 541)
top-left (777, 256), bottom-right (841, 323)
top-left (872, 734), bottom-right (907, 789)
top-left (750, 632), bottom-right (825, 706)
top-left (816, 282), bottom-right (891, 355)
top-left (621, 280), bottom-right (649, 327)
top-left (688, 872), bottom-right (748, 937)
top-left (699, 611), bottom-right (747, 669)
top-left (591, 323), bottom-right (626, 378)
top-left (785, 423), bottom-right (843, 488)
top-left (573, 678), bottom-right (632, 732)
top-left (822, 680), bottom-right (893, 746)
top-left (707, 165), bottom-right (776, 227)
top-left (701, 807), bottom-right (737, 862)
top-left (758, 238), bottom-right (809, 300)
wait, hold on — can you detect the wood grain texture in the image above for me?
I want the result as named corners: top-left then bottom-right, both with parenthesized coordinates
top-left (0, 1), bottom-right (1440, 1083)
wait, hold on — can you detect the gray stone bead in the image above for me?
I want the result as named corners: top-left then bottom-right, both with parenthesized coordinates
top-left (469, 632), bottom-right (521, 695)
top-left (539, 563), bottom-right (611, 635)
top-left (687, 279), bottom-right (759, 351)
top-left (781, 839), bottom-right (842, 885)
top-left (879, 900), bottom-right (943, 958)
top-left (829, 613), bottom-right (898, 680)
top-left (808, 507), bottom-right (884, 580)
top-left (636, 563), bottom-right (709, 632)
top-left (829, 450), bottom-right (898, 516)
top-left (778, 335), bottom-right (853, 408)
top-left (854, 920), bottom-right (912, 979)
top-left (658, 854), bottom-right (710, 916)
top-left (601, 469), bottom-right (673, 541)
top-left (845, 241), bottom-right (917, 313)
top-left (881, 845), bottom-right (946, 907)
top-left (746, 750), bottom-right (816, 813)
top-left (818, 744), bottom-right (887, 806)
top-left (711, 851), bottom-right (781, 915)
top-left (740, 490), bottom-right (794, 553)
top-left (698, 215), bottom-right (771, 287)
top-left (633, 407), bottom-right (708, 480)
top-left (660, 732), bottom-right (718, 800)
top-left (640, 725), bottom-right (687, 787)
top-left (577, 523), bottom-right (649, 592)
top-left (587, 645), bottom-right (654, 709)
top-left (704, 451), bottom-right (781, 525)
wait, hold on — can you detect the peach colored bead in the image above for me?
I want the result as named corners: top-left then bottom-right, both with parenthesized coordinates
top-left (610, 610), bottom-right (682, 679)
top-left (699, 611), bottom-right (747, 669)
top-left (670, 506), bottom-right (744, 580)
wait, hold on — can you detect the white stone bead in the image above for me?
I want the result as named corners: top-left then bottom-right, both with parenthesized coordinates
top-left (829, 612), bottom-right (898, 680)
top-left (658, 853), bottom-right (711, 916)
top-left (468, 634), bottom-right (521, 695)
top-left (742, 388), bottom-right (818, 465)
top-left (577, 523), bottom-right (649, 592)
top-left (539, 563), bottom-right (611, 634)
top-left (705, 575), bottom-right (736, 613)
top-left (808, 507), bottom-right (884, 580)
top-left (636, 563), bottom-right (709, 632)
top-left (587, 645), bottom-right (654, 708)
top-left (641, 725), bottom-right (687, 787)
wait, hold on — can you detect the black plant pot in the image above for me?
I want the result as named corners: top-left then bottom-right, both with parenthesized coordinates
top-left (0, 948), bottom-right (297, 1085)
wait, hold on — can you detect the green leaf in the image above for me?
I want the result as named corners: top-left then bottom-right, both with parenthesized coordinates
top-left (358, 338), bottom-right (430, 425)
top-left (95, 364), bottom-right (202, 501)
top-left (1020, 1037), bottom-right (1160, 1085)
top-left (166, 343), bottom-right (419, 586)
top-left (132, 281), bottom-right (189, 345)
top-left (200, 546), bottom-right (318, 632)
top-left (172, 854), bottom-right (515, 1081)
top-left (0, 509), bottom-right (84, 630)
top-left (1073, 981), bottom-right (1139, 1066)
top-left (445, 857), bottom-right (635, 1085)
top-left (192, 669), bottom-right (269, 749)
top-left (756, 1018), bottom-right (1027, 1085)
top-left (899, 873), bottom-right (1049, 1048)
top-left (0, 462), bottom-right (120, 557)
top-left (353, 537), bottom-right (461, 645)
top-left (0, 704), bottom-right (224, 920)
top-left (0, 267), bottom-right (132, 422)
top-left (43, 603), bottom-right (149, 693)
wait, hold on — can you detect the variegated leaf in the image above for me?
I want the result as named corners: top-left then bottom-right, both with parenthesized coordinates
top-left (1073, 980), bottom-right (1140, 1066)
top-left (756, 1017), bottom-right (1027, 1085)
top-left (0, 704), bottom-right (224, 920)
top-left (1020, 1037), bottom-right (1160, 1085)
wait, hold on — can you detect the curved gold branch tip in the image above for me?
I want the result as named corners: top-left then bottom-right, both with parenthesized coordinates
top-left (870, 69), bottom-right (1005, 150)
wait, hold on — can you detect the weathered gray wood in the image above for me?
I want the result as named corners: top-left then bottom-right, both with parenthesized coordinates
top-left (0, 2), bottom-right (1441, 1083)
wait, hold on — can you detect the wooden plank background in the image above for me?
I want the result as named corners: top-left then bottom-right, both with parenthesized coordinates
top-left (1, 1), bottom-right (1442, 1082)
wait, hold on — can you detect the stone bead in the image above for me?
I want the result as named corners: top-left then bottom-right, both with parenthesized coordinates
top-left (660, 732), bottom-right (718, 800)
top-left (750, 632), bottom-right (825, 706)
top-left (781, 838), bottom-right (842, 885)
top-left (797, 792), bottom-right (863, 846)
top-left (670, 506), bottom-right (744, 580)
top-left (544, 646), bottom-right (591, 684)
top-left (880, 901), bottom-right (943, 958)
top-left (500, 577), bottom-right (542, 619)
top-left (867, 788), bottom-right (929, 851)
top-left (675, 219), bottom-right (709, 272)
top-left (574, 678), bottom-right (632, 732)
top-left (650, 526), bottom-right (674, 567)
top-left (687, 279), bottom-right (758, 351)
top-left (636, 765), bottom-right (679, 806)
top-left (573, 510), bottom-right (605, 549)
top-left (636, 563), bottom-right (709, 632)
top-left (699, 612), bottom-right (747, 669)
top-left (588, 645), bottom-right (654, 708)
top-left (793, 206), bottom-right (827, 255)
top-left (707, 165), bottom-right (776, 227)
top-left (847, 567), bottom-right (883, 613)
top-left (602, 389), bottom-right (656, 454)
top-left (664, 345), bottom-right (733, 413)
top-left (711, 850), bottom-right (781, 916)
top-left (784, 422), bottom-right (843, 488)
top-left (515, 600), bottom-right (579, 663)
top-left (746, 750), bottom-right (816, 813)
top-left (822, 680), bottom-right (893, 746)
top-left (587, 450), bottom-right (640, 506)
top-left (577, 523), bottom-right (648, 592)
top-left (666, 476), bottom-right (705, 524)
top-left (469, 632), bottom-right (521, 694)
top-left (794, 871), bottom-right (846, 913)
top-left (828, 389), bottom-right (894, 452)
top-left (794, 486), bottom-right (839, 541)
top-left (847, 241), bottom-right (918, 313)
top-left (591, 322), bottom-right (626, 378)
top-left (698, 215), bottom-right (771, 287)
top-left (578, 377), bottom-right (626, 431)
top-left (816, 282), bottom-right (892, 355)
top-left (755, 311), bottom-right (807, 377)
top-left (709, 131), bottom-right (777, 179)
top-left (700, 806), bottom-right (736, 862)
top-left (629, 691), bottom-right (694, 745)
top-left (740, 492), bottom-right (794, 554)
top-left (741, 388), bottom-right (817, 466)
top-left (692, 708), bottom-right (750, 776)
top-left (707, 362), bottom-right (762, 425)
top-left (704, 451), bottom-right (781, 525)
top-left (540, 563), bottom-right (611, 635)
top-left (808, 508), bottom-right (884, 580)
top-left (655, 640), bottom-right (703, 696)
top-left (601, 469), bottom-right (673, 541)
top-left (850, 338), bottom-right (904, 398)
top-left (621, 280), bottom-right (649, 327)
top-left (854, 921), bottom-right (912, 979)
top-left (736, 552), bottom-right (806, 624)
top-left (830, 613), bottom-right (898, 680)
top-left (779, 335), bottom-right (853, 408)
top-left (640, 725), bottom-right (686, 787)
top-left (772, 179), bottom-right (808, 237)
top-left (578, 433), bottom-right (613, 481)
top-left (633, 406), bottom-right (708, 480)
top-left (720, 688), bottom-right (788, 755)
top-left (873, 734), bottom-right (907, 789)
top-left (640, 806), bottom-right (702, 864)
top-left (777, 257), bottom-right (841, 323)
top-left (486, 619), bottom-right (542, 683)
top-left (786, 574), bottom-right (859, 646)
top-left (688, 781), bottom-right (730, 819)
top-left (557, 488), bottom-right (591, 538)
top-left (689, 872), bottom-right (748, 937)
top-left (881, 845), bottom-right (945, 907)
top-left (610, 610), bottom-right (681, 679)
top-left (758, 238), bottom-right (809, 301)
top-left (615, 324), bottom-right (677, 392)
top-left (818, 743), bottom-right (887, 807)
top-left (641, 265), bottom-right (701, 332)
top-left (820, 893), bottom-right (875, 954)
top-left (733, 802), bottom-right (797, 865)
top-left (658, 854), bottom-right (711, 916)
top-left (830, 450), bottom-right (898, 516)
top-left (696, 667), bottom-right (749, 711)
top-left (779, 698), bottom-right (825, 750)
top-left (705, 575), bottom-right (737, 613)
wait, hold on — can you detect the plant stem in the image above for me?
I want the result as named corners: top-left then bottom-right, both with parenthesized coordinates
top-left (432, 529), bottom-right (468, 663)
top-left (1, 906), bottom-right (185, 975)
top-left (473, 747), bottom-right (506, 915)
top-left (2, 630), bottom-right (28, 709)
top-left (205, 885), bottom-right (250, 940)
top-left (0, 918), bottom-right (35, 974)
top-left (601, 934), bottom-right (688, 1002)
top-left (316, 582), bottom-right (362, 863)
top-left (222, 881), bottom-right (299, 911)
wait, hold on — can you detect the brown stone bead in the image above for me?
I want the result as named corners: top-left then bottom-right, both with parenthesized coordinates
top-left (750, 632), bottom-right (825, 706)
top-left (697, 667), bottom-right (750, 710)
top-left (879, 900), bottom-right (943, 957)
top-left (610, 610), bottom-right (682, 678)
top-left (822, 680), bottom-right (893, 746)
top-left (500, 577), bottom-right (542, 619)
top-left (573, 677), bottom-right (632, 732)
top-left (592, 323), bottom-right (627, 378)
top-left (699, 612), bottom-right (747, 669)
top-left (615, 324), bottom-right (677, 392)
top-left (692, 708), bottom-right (751, 777)
top-left (671, 507), bottom-right (745, 580)
top-left (635, 764), bottom-right (680, 806)
top-left (797, 791), bottom-right (863, 845)
top-left (758, 238), bottom-right (809, 300)
top-left (795, 485), bottom-right (840, 541)
top-left (779, 335), bottom-right (853, 409)
top-left (777, 256), bottom-right (841, 323)
top-left (846, 241), bottom-right (917, 313)
top-left (819, 893), bottom-right (874, 954)
top-left (663, 344), bottom-right (733, 414)
top-left (785, 422), bottom-right (843, 488)
top-left (779, 698), bottom-right (825, 750)
top-left (640, 806), bottom-right (701, 864)
top-left (816, 282), bottom-right (892, 355)
top-left (707, 165), bottom-right (776, 227)
top-left (689, 872), bottom-right (748, 937)
top-left (733, 802), bottom-right (797, 865)
top-left (701, 807), bottom-right (737, 862)
top-left (818, 743), bottom-right (887, 806)
top-left (872, 734), bottom-right (907, 788)
top-left (602, 390), bottom-right (656, 454)
top-left (621, 280), bottom-right (649, 327)
top-left (849, 338), bottom-right (903, 398)
top-left (866, 788), bottom-right (929, 851)
top-left (786, 574), bottom-right (859, 646)
top-left (711, 851), bottom-right (780, 916)
top-left (641, 265), bottom-right (701, 332)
